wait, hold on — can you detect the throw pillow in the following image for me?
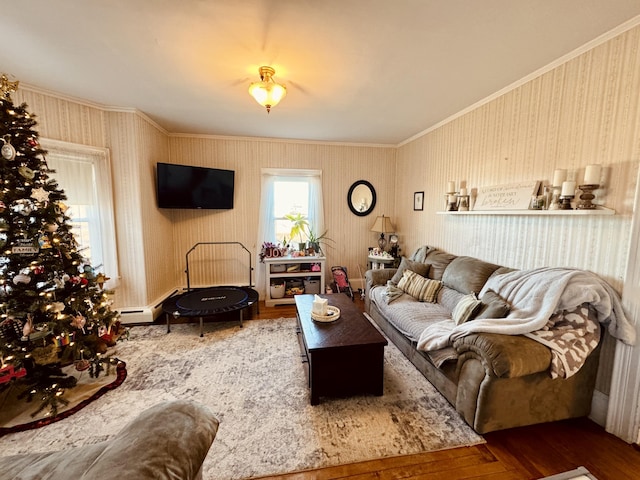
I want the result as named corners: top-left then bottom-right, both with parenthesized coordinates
top-left (390, 257), bottom-right (431, 285)
top-left (451, 293), bottom-right (482, 325)
top-left (474, 290), bottom-right (511, 319)
top-left (397, 270), bottom-right (442, 303)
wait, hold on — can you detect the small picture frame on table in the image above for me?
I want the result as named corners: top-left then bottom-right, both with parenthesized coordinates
top-left (414, 191), bottom-right (424, 211)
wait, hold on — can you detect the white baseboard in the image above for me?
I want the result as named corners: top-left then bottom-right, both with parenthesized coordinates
top-left (589, 389), bottom-right (609, 427)
top-left (117, 288), bottom-right (179, 324)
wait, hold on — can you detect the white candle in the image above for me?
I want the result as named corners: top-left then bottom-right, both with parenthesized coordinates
top-left (446, 181), bottom-right (456, 193)
top-left (552, 169), bottom-right (567, 187)
top-left (584, 164), bottom-right (601, 185)
top-left (561, 181), bottom-right (576, 197)
top-left (459, 187), bottom-right (468, 196)
top-left (448, 194), bottom-right (456, 203)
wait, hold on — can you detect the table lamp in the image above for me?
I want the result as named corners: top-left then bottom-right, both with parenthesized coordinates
top-left (370, 215), bottom-right (395, 251)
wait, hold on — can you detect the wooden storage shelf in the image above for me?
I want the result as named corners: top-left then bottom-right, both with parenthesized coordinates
top-left (264, 256), bottom-right (325, 307)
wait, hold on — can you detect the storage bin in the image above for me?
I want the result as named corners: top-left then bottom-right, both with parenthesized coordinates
top-left (303, 278), bottom-right (320, 294)
top-left (285, 279), bottom-right (304, 296)
top-left (270, 282), bottom-right (285, 299)
top-left (271, 264), bottom-right (286, 273)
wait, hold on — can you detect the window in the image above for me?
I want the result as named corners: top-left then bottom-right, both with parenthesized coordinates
top-left (258, 168), bottom-right (324, 247)
top-left (256, 169), bottom-right (324, 292)
top-left (40, 138), bottom-right (119, 289)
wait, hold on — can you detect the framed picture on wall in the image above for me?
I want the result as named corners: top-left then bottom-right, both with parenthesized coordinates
top-left (414, 191), bottom-right (424, 211)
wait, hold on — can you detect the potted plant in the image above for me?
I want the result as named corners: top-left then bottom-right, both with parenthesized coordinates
top-left (306, 227), bottom-right (334, 256)
top-left (284, 213), bottom-right (309, 251)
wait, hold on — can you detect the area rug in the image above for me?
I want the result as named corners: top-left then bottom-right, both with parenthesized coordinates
top-left (0, 317), bottom-right (483, 479)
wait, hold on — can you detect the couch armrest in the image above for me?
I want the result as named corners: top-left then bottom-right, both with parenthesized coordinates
top-left (364, 269), bottom-right (397, 313)
top-left (453, 333), bottom-right (552, 378)
top-left (365, 268), bottom-right (397, 289)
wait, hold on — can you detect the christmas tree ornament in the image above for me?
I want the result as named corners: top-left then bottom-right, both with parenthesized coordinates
top-left (18, 165), bottom-right (35, 179)
top-left (44, 223), bottom-right (58, 232)
top-left (11, 198), bottom-right (35, 216)
top-left (0, 364), bottom-right (27, 384)
top-left (74, 351), bottom-right (90, 371)
top-left (1, 136), bottom-right (16, 160)
top-left (70, 313), bottom-right (86, 333)
top-left (51, 301), bottom-right (65, 313)
top-left (12, 273), bottom-right (31, 285)
top-left (30, 187), bottom-right (50, 202)
top-left (95, 273), bottom-right (110, 289)
top-left (0, 317), bottom-right (23, 342)
top-left (22, 314), bottom-right (34, 339)
top-left (38, 234), bottom-right (52, 249)
top-left (28, 138), bottom-right (38, 147)
top-left (0, 200), bottom-right (5, 212)
top-left (0, 74), bottom-right (19, 99)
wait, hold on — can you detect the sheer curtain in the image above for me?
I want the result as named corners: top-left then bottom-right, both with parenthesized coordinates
top-left (41, 139), bottom-right (119, 290)
top-left (256, 168), bottom-right (324, 297)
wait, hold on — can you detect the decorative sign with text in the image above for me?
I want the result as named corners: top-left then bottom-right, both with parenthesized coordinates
top-left (11, 238), bottom-right (39, 255)
top-left (474, 181), bottom-right (541, 211)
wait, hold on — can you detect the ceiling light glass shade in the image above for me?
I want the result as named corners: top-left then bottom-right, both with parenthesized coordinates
top-left (249, 66), bottom-right (287, 113)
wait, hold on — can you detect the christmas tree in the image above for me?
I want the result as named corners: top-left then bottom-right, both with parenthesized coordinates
top-left (0, 75), bottom-right (122, 416)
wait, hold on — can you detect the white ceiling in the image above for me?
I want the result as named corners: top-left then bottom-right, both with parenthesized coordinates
top-left (2, 1), bottom-right (640, 145)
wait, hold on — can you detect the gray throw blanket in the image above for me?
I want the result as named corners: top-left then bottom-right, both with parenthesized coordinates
top-left (383, 282), bottom-right (404, 303)
top-left (417, 267), bottom-right (636, 378)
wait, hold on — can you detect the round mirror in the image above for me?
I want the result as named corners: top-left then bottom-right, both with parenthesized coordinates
top-left (347, 180), bottom-right (376, 216)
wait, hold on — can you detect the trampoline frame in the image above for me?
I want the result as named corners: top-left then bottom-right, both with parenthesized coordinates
top-left (163, 242), bottom-right (259, 336)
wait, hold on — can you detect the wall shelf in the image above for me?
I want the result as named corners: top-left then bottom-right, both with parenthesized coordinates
top-left (437, 206), bottom-right (615, 216)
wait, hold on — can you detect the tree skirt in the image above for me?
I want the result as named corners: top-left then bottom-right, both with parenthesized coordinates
top-left (0, 362), bottom-right (126, 437)
top-left (0, 318), bottom-right (482, 479)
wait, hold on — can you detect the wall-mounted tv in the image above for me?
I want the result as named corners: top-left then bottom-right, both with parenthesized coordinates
top-left (156, 162), bottom-right (235, 209)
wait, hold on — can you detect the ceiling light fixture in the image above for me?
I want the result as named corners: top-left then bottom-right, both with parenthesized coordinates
top-left (248, 66), bottom-right (286, 113)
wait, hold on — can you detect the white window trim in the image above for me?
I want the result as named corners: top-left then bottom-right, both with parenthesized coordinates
top-left (39, 138), bottom-right (119, 289)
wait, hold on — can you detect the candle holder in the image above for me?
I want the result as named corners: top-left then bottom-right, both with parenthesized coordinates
top-left (577, 184), bottom-right (599, 210)
top-left (457, 194), bottom-right (470, 211)
top-left (559, 194), bottom-right (574, 210)
top-left (548, 187), bottom-right (562, 210)
top-left (444, 191), bottom-right (457, 211)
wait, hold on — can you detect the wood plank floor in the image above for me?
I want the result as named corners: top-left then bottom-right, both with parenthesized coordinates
top-left (165, 295), bottom-right (640, 480)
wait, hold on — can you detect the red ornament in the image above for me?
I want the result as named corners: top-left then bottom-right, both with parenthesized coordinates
top-left (33, 265), bottom-right (45, 275)
top-left (28, 138), bottom-right (38, 147)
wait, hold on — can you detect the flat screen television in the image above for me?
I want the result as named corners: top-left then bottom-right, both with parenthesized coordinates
top-left (156, 162), bottom-right (235, 209)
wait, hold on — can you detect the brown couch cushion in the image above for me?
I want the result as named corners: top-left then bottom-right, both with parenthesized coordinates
top-left (442, 256), bottom-right (502, 295)
top-left (423, 250), bottom-right (457, 280)
top-left (390, 256), bottom-right (430, 285)
top-left (475, 290), bottom-right (510, 319)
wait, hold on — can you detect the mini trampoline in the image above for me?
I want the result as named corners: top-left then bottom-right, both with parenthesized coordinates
top-left (162, 242), bottom-right (259, 337)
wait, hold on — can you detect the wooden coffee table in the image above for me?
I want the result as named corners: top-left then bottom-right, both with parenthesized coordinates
top-left (295, 294), bottom-right (388, 405)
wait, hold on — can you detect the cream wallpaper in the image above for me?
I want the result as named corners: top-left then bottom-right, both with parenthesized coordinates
top-left (395, 25), bottom-right (640, 395)
top-left (166, 136), bottom-right (396, 294)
